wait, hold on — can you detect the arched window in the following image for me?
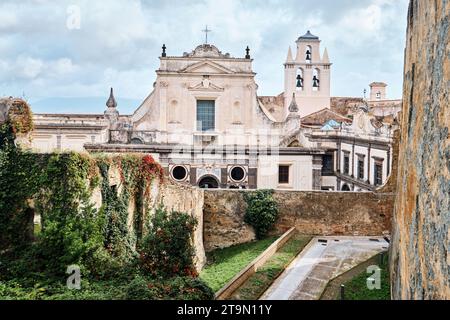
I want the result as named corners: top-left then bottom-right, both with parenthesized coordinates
top-left (198, 176), bottom-right (219, 189)
top-left (305, 45), bottom-right (312, 63)
top-left (312, 68), bottom-right (320, 91)
top-left (296, 68), bottom-right (304, 91)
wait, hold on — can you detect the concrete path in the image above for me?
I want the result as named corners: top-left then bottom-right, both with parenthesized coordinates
top-left (261, 236), bottom-right (389, 300)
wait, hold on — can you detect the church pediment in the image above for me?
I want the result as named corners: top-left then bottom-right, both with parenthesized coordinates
top-left (182, 61), bottom-right (234, 74)
top-left (188, 77), bottom-right (224, 92)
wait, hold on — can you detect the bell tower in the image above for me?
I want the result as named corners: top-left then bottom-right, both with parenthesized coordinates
top-left (284, 31), bottom-right (331, 118)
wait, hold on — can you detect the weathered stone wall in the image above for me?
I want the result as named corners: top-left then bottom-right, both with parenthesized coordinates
top-left (153, 182), bottom-right (206, 270)
top-left (390, 0), bottom-right (450, 299)
top-left (204, 190), bottom-right (394, 252)
top-left (91, 174), bottom-right (206, 270)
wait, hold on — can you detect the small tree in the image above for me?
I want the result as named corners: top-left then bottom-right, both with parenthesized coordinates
top-left (244, 190), bottom-right (279, 239)
top-left (139, 207), bottom-right (198, 278)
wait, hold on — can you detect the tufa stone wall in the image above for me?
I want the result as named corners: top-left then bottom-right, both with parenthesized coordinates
top-left (154, 182), bottom-right (206, 270)
top-left (203, 190), bottom-right (394, 252)
top-left (390, 0), bottom-right (450, 299)
top-left (90, 173), bottom-right (206, 270)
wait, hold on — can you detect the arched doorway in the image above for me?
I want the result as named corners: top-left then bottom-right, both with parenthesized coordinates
top-left (341, 184), bottom-right (351, 191)
top-left (198, 176), bottom-right (219, 189)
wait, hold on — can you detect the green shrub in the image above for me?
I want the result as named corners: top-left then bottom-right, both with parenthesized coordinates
top-left (139, 207), bottom-right (198, 278)
top-left (159, 277), bottom-right (214, 300)
top-left (124, 275), bottom-right (159, 300)
top-left (243, 190), bottom-right (279, 239)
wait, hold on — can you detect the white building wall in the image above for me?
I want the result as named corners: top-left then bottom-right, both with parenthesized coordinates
top-left (370, 148), bottom-right (389, 184)
top-left (257, 155), bottom-right (313, 190)
top-left (322, 176), bottom-right (337, 190)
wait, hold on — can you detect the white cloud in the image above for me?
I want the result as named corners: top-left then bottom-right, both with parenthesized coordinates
top-left (0, 10), bottom-right (18, 30)
top-left (17, 56), bottom-right (44, 79)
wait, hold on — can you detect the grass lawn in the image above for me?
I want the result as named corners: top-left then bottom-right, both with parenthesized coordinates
top-left (339, 253), bottom-right (390, 300)
top-left (200, 237), bottom-right (277, 292)
top-left (229, 233), bottom-right (312, 300)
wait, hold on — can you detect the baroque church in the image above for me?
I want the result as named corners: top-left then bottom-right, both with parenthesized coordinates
top-left (29, 31), bottom-right (401, 191)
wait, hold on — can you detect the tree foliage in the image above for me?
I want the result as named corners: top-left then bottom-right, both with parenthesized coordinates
top-left (139, 207), bottom-right (198, 278)
top-left (243, 190), bottom-right (279, 239)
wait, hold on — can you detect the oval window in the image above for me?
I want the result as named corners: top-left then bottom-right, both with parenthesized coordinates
top-left (172, 166), bottom-right (188, 181)
top-left (230, 166), bottom-right (245, 182)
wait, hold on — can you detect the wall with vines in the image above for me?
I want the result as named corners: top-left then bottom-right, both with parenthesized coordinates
top-left (0, 100), bottom-right (206, 279)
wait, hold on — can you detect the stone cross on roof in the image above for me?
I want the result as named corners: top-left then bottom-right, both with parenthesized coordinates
top-left (202, 25), bottom-right (212, 44)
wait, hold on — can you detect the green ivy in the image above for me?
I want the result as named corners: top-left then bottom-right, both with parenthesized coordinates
top-left (0, 123), bottom-right (43, 250)
top-left (243, 190), bottom-right (279, 239)
top-left (35, 152), bottom-right (104, 275)
top-left (0, 114), bottom-right (211, 299)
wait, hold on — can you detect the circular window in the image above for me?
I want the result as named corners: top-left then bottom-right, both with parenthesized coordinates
top-left (172, 166), bottom-right (188, 181)
top-left (230, 166), bottom-right (245, 182)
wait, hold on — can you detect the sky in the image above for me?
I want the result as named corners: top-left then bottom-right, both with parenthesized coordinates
top-left (0, 0), bottom-right (409, 114)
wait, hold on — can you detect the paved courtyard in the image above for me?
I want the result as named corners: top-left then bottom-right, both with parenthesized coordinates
top-left (261, 236), bottom-right (389, 300)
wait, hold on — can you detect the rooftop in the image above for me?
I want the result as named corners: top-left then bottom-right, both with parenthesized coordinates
top-left (369, 82), bottom-right (388, 87)
top-left (297, 30), bottom-right (320, 41)
top-left (301, 108), bottom-right (352, 127)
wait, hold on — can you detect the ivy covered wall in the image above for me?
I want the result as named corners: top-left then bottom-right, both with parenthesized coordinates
top-left (0, 100), bottom-right (206, 276)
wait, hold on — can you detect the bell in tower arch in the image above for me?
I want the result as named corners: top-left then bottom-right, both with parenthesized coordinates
top-left (296, 74), bottom-right (304, 88)
top-left (306, 49), bottom-right (312, 62)
top-left (313, 75), bottom-right (320, 88)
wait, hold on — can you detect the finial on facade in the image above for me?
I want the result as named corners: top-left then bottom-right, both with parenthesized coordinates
top-left (322, 47), bottom-right (330, 63)
top-left (286, 46), bottom-right (293, 62)
top-left (245, 46), bottom-right (251, 59)
top-left (289, 93), bottom-right (299, 113)
top-left (162, 44), bottom-right (167, 57)
top-left (106, 87), bottom-right (117, 109)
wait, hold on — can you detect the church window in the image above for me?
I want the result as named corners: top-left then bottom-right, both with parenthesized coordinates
top-left (358, 157), bottom-right (365, 180)
top-left (172, 165), bottom-right (188, 181)
top-left (278, 165), bottom-right (290, 184)
top-left (230, 166), bottom-right (245, 182)
top-left (197, 100), bottom-right (215, 131)
top-left (374, 163), bottom-right (383, 186)
top-left (322, 154), bottom-right (334, 176)
top-left (343, 153), bottom-right (350, 175)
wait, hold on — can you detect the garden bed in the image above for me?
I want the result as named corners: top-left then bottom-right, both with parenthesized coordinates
top-left (200, 237), bottom-right (277, 292)
top-left (227, 233), bottom-right (312, 300)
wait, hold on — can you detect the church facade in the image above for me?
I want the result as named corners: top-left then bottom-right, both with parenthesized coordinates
top-left (28, 32), bottom-right (400, 192)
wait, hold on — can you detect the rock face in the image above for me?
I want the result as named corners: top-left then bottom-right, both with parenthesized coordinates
top-left (203, 190), bottom-right (394, 252)
top-left (390, 0), bottom-right (450, 299)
